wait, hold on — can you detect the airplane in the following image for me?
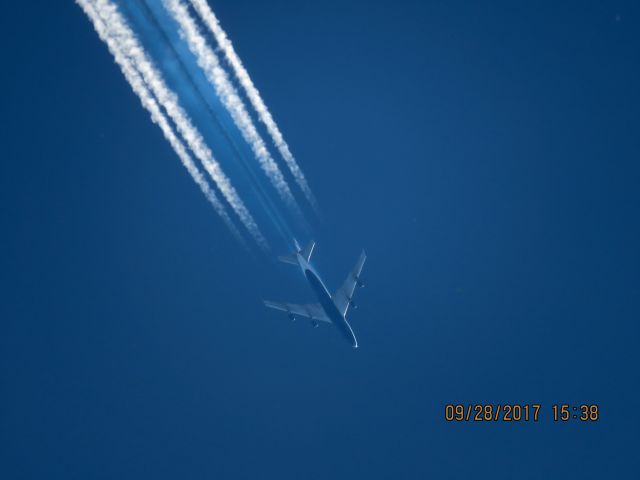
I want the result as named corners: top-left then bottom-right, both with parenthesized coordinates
top-left (264, 240), bottom-right (366, 348)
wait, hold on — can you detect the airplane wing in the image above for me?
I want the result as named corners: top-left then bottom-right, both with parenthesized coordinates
top-left (263, 300), bottom-right (330, 322)
top-left (332, 250), bottom-right (366, 317)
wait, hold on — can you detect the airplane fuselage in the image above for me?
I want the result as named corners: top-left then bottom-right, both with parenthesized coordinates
top-left (297, 254), bottom-right (358, 348)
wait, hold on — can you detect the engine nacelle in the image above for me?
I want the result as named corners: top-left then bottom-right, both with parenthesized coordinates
top-left (356, 276), bottom-right (365, 288)
top-left (288, 313), bottom-right (296, 321)
top-left (350, 301), bottom-right (358, 310)
top-left (311, 320), bottom-right (319, 328)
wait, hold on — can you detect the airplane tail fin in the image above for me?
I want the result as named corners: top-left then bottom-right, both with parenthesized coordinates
top-left (278, 240), bottom-right (315, 266)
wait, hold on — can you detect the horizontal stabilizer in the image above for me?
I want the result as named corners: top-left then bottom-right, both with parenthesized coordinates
top-left (278, 252), bottom-right (298, 265)
top-left (278, 240), bottom-right (316, 266)
top-left (301, 241), bottom-right (315, 262)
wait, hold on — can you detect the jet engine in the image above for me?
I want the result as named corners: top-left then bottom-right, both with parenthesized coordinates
top-left (311, 320), bottom-right (319, 328)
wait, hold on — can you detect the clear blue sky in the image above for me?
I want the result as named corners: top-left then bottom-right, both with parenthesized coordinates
top-left (1, 1), bottom-right (639, 478)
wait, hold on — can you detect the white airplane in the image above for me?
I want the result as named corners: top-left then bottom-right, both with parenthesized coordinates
top-left (264, 240), bottom-right (366, 348)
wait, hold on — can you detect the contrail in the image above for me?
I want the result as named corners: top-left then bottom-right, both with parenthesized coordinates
top-left (76, 0), bottom-right (246, 246)
top-left (164, 0), bottom-right (306, 222)
top-left (88, 0), bottom-right (268, 250)
top-left (189, 0), bottom-right (319, 212)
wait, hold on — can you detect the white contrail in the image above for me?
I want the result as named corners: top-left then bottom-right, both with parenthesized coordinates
top-left (88, 0), bottom-right (268, 250)
top-left (189, 0), bottom-right (318, 212)
top-left (76, 0), bottom-right (247, 246)
top-left (164, 0), bottom-right (306, 221)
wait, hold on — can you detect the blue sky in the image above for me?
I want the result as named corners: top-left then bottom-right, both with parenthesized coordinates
top-left (1, 1), bottom-right (639, 478)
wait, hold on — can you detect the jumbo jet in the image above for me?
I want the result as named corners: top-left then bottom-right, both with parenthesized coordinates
top-left (264, 240), bottom-right (366, 348)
